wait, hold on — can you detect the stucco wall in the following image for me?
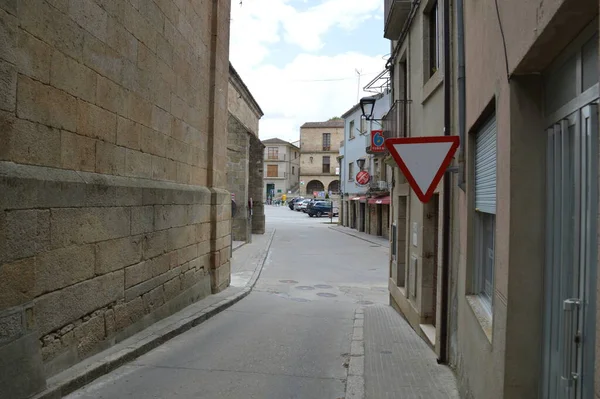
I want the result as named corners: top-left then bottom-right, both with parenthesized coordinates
top-left (454, 0), bottom-right (598, 398)
top-left (341, 93), bottom-right (390, 194)
top-left (0, 1), bottom-right (232, 397)
top-left (388, 0), bottom-right (446, 349)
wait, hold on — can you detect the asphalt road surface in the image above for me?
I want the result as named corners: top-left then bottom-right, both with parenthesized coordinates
top-left (65, 206), bottom-right (389, 399)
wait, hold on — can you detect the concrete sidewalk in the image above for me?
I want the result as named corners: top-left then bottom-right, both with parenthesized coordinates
top-left (329, 225), bottom-right (389, 247)
top-left (33, 230), bottom-right (275, 399)
top-left (363, 306), bottom-right (459, 398)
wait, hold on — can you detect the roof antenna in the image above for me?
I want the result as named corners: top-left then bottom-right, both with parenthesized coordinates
top-left (355, 69), bottom-right (362, 103)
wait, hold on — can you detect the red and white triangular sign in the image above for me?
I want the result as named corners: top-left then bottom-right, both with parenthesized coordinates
top-left (385, 136), bottom-right (460, 203)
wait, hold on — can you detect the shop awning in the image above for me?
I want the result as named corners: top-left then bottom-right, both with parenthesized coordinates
top-left (351, 196), bottom-right (367, 202)
top-left (368, 196), bottom-right (391, 205)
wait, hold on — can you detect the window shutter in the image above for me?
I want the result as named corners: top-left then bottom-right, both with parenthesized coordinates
top-left (475, 116), bottom-right (497, 214)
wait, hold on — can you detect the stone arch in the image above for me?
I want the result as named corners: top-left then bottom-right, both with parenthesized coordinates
top-left (328, 180), bottom-right (340, 194)
top-left (306, 180), bottom-right (325, 194)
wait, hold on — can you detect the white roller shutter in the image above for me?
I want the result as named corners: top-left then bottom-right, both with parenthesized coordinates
top-left (475, 116), bottom-right (497, 214)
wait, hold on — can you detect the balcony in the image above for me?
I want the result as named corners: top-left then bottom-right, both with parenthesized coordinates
top-left (383, 100), bottom-right (409, 139)
top-left (384, 0), bottom-right (413, 40)
top-left (370, 180), bottom-right (389, 191)
top-left (264, 171), bottom-right (287, 179)
top-left (265, 153), bottom-right (287, 161)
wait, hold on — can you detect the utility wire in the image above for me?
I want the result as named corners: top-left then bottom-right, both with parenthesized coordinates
top-left (287, 71), bottom-right (381, 82)
top-left (494, 0), bottom-right (511, 81)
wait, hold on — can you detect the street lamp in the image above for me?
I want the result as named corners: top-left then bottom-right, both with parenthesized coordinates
top-left (359, 95), bottom-right (377, 120)
top-left (356, 158), bottom-right (366, 170)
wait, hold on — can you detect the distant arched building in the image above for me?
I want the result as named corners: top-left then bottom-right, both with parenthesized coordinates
top-left (328, 180), bottom-right (340, 194)
top-left (306, 180), bottom-right (325, 195)
top-left (298, 120), bottom-right (344, 196)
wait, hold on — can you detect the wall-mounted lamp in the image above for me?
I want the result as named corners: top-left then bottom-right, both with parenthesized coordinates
top-left (359, 95), bottom-right (377, 120)
top-left (356, 158), bottom-right (366, 170)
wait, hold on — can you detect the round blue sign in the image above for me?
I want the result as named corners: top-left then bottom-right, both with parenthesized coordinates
top-left (373, 132), bottom-right (384, 146)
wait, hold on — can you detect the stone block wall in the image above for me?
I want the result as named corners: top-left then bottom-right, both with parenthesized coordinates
top-left (0, 0), bottom-right (218, 185)
top-left (249, 135), bottom-right (266, 234)
top-left (227, 115), bottom-right (250, 241)
top-left (0, 0), bottom-right (232, 397)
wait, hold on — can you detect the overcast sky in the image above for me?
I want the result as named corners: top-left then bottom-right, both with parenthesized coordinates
top-left (229, 0), bottom-right (389, 143)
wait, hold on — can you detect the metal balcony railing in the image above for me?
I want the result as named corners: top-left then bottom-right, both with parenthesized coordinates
top-left (384, 0), bottom-right (413, 40)
top-left (369, 180), bottom-right (390, 191)
top-left (265, 153), bottom-right (287, 161)
top-left (383, 100), bottom-right (410, 139)
top-left (264, 171), bottom-right (287, 179)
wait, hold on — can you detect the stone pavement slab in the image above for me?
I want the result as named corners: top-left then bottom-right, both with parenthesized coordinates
top-left (363, 305), bottom-right (460, 399)
top-left (32, 231), bottom-right (275, 399)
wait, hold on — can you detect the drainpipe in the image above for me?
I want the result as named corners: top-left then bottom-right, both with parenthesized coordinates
top-left (438, 0), bottom-right (452, 365)
top-left (457, 0), bottom-right (466, 191)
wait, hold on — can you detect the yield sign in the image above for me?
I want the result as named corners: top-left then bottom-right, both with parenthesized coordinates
top-left (385, 136), bottom-right (460, 203)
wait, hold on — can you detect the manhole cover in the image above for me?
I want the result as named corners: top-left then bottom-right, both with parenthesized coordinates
top-left (357, 300), bottom-right (374, 305)
top-left (279, 280), bottom-right (299, 284)
top-left (295, 286), bottom-right (315, 290)
top-left (317, 292), bottom-right (337, 298)
top-left (290, 298), bottom-right (310, 302)
top-left (314, 284), bottom-right (333, 289)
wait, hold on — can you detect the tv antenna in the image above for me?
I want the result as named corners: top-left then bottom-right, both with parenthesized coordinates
top-left (355, 69), bottom-right (362, 103)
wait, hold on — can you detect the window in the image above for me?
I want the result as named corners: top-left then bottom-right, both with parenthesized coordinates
top-left (292, 166), bottom-right (295, 175)
top-left (348, 162), bottom-right (354, 180)
top-left (349, 121), bottom-right (355, 139)
top-left (427, 0), bottom-right (440, 78)
top-left (473, 115), bottom-right (497, 313)
top-left (323, 133), bottom-right (331, 150)
top-left (267, 164), bottom-right (278, 177)
top-left (322, 156), bottom-right (330, 173)
top-left (294, 151), bottom-right (298, 159)
top-left (267, 147), bottom-right (279, 160)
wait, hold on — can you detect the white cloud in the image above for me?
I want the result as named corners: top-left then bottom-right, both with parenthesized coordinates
top-left (230, 0), bottom-right (387, 143)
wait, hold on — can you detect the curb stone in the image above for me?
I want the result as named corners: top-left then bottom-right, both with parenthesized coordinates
top-left (33, 229), bottom-right (276, 399)
top-left (328, 226), bottom-right (386, 247)
top-left (345, 307), bottom-right (365, 399)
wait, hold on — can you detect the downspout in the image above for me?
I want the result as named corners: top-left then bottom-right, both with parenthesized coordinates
top-left (438, 0), bottom-right (452, 365)
top-left (457, 0), bottom-right (466, 191)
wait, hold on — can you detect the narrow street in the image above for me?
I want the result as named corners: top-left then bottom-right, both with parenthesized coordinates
top-left (64, 207), bottom-right (457, 399)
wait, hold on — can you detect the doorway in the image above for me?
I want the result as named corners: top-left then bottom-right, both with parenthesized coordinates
top-left (542, 26), bottom-right (598, 399)
top-left (423, 193), bottom-right (439, 327)
top-left (377, 205), bottom-right (383, 236)
top-left (360, 202), bottom-right (366, 232)
top-left (266, 183), bottom-right (275, 203)
top-left (544, 103), bottom-right (598, 399)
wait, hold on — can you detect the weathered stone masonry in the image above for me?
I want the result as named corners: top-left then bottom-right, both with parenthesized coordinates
top-left (0, 1), bottom-right (232, 398)
top-left (226, 64), bottom-right (264, 241)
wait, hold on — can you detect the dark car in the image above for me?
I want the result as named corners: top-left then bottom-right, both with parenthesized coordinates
top-left (307, 201), bottom-right (334, 217)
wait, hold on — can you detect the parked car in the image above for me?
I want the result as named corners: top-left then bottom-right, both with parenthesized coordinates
top-left (288, 197), bottom-right (304, 210)
top-left (307, 201), bottom-right (335, 217)
top-left (296, 199), bottom-right (311, 212)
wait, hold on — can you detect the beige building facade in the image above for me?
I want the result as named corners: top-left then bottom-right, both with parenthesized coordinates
top-left (384, 0), bottom-right (600, 398)
top-left (262, 138), bottom-right (300, 199)
top-left (452, 1), bottom-right (599, 398)
top-left (385, 0), bottom-right (447, 353)
top-left (0, 1), bottom-right (233, 397)
top-left (299, 121), bottom-right (344, 197)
